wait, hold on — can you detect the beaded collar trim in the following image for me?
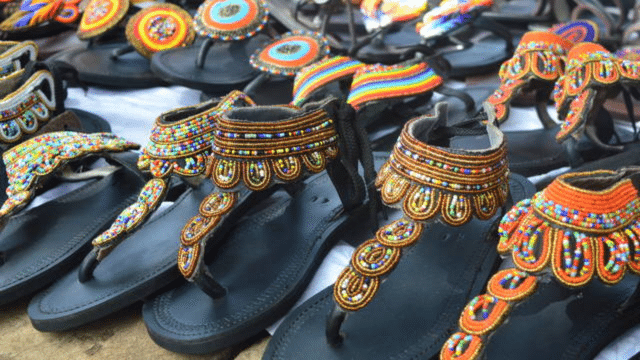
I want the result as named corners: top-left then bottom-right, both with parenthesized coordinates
top-left (346, 62), bottom-right (443, 111)
top-left (441, 168), bottom-right (640, 360)
top-left (486, 31), bottom-right (573, 124)
top-left (249, 31), bottom-right (330, 77)
top-left (0, 70), bottom-right (58, 145)
top-left (178, 101), bottom-right (339, 280)
top-left (210, 101), bottom-right (339, 192)
top-left (194, 0), bottom-right (269, 41)
top-left (498, 170), bottom-right (640, 287)
top-left (0, 0), bottom-right (81, 31)
top-left (360, 0), bottom-right (428, 32)
top-left (0, 131), bottom-right (139, 221)
top-left (334, 103), bottom-right (510, 311)
top-left (291, 56), bottom-right (365, 107)
top-left (137, 90), bottom-right (255, 179)
top-left (0, 41), bottom-right (37, 79)
top-left (125, 3), bottom-right (196, 59)
top-left (77, 0), bottom-right (129, 40)
top-left (415, 0), bottom-right (492, 40)
top-left (553, 42), bottom-right (640, 142)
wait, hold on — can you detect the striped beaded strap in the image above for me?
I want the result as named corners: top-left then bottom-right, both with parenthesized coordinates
top-left (249, 31), bottom-right (330, 77)
top-left (346, 61), bottom-right (443, 111)
top-left (0, 0), bottom-right (81, 31)
top-left (554, 42), bottom-right (640, 143)
top-left (178, 99), bottom-right (340, 280)
top-left (360, 0), bottom-right (428, 32)
top-left (415, 0), bottom-right (492, 40)
top-left (333, 102), bottom-right (510, 311)
top-left (124, 3), bottom-right (196, 59)
top-left (291, 56), bottom-right (365, 107)
top-left (194, 0), bottom-right (269, 41)
top-left (91, 91), bottom-right (256, 259)
top-left (77, 0), bottom-right (130, 40)
top-left (0, 131), bottom-right (139, 222)
top-left (441, 168), bottom-right (640, 360)
top-left (0, 70), bottom-right (59, 146)
top-left (0, 41), bottom-right (37, 80)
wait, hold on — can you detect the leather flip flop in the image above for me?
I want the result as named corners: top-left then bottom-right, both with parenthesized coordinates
top-left (262, 102), bottom-right (535, 360)
top-left (440, 167), bottom-right (640, 360)
top-left (0, 131), bottom-right (142, 305)
top-left (53, 1), bottom-right (195, 88)
top-left (27, 91), bottom-right (260, 332)
top-left (142, 97), bottom-right (381, 354)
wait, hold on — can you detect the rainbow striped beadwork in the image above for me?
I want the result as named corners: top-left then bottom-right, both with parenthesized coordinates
top-left (346, 62), bottom-right (443, 110)
top-left (291, 56), bottom-right (365, 107)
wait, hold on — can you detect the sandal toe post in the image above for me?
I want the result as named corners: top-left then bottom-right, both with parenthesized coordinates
top-left (262, 103), bottom-right (535, 360)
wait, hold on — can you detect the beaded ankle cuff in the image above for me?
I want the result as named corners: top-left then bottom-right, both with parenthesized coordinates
top-left (416, 0), bottom-right (492, 40)
top-left (194, 0), bottom-right (269, 41)
top-left (91, 91), bottom-right (255, 259)
top-left (0, 41), bottom-right (37, 81)
top-left (440, 168), bottom-right (640, 360)
top-left (553, 42), bottom-right (640, 142)
top-left (0, 70), bottom-right (59, 146)
top-left (0, 131), bottom-right (139, 222)
top-left (333, 103), bottom-right (510, 311)
top-left (178, 100), bottom-right (340, 279)
top-left (249, 31), bottom-right (330, 77)
top-left (0, 0), bottom-right (80, 31)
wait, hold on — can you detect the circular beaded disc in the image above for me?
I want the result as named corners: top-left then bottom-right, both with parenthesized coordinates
top-left (194, 0), bottom-right (269, 41)
top-left (77, 0), bottom-right (129, 40)
top-left (250, 31), bottom-right (330, 76)
top-left (125, 3), bottom-right (196, 59)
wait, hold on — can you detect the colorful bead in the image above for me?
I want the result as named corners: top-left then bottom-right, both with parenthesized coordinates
top-left (194, 0), bottom-right (269, 41)
top-left (0, 0), bottom-right (80, 30)
top-left (291, 56), bottom-right (365, 107)
top-left (249, 31), bottom-right (330, 77)
top-left (360, 0), bottom-right (428, 32)
top-left (77, 0), bottom-right (129, 39)
top-left (416, 0), bottom-right (492, 40)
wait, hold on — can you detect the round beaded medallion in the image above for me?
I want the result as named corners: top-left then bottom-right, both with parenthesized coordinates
top-left (125, 3), bottom-right (196, 59)
top-left (549, 20), bottom-right (598, 44)
top-left (249, 31), bottom-right (330, 76)
top-left (77, 0), bottom-right (129, 40)
top-left (194, 0), bottom-right (269, 41)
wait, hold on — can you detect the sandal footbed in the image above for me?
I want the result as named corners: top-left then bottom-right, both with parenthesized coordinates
top-left (0, 151), bottom-right (145, 305)
top-left (261, 174), bottom-right (534, 360)
top-left (141, 153), bottom-right (389, 354)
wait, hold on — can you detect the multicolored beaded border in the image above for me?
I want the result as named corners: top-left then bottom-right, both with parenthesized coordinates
top-left (194, 0), bottom-right (269, 41)
top-left (0, 0), bottom-right (80, 30)
top-left (249, 31), bottom-right (330, 77)
top-left (77, 0), bottom-right (130, 40)
top-left (291, 56), bottom-right (365, 107)
top-left (125, 3), bottom-right (196, 59)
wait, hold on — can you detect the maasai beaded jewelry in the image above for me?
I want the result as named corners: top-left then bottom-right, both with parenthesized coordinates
top-left (194, 0), bottom-right (269, 41)
top-left (415, 0), bottom-right (492, 40)
top-left (0, 131), bottom-right (139, 220)
top-left (91, 91), bottom-right (256, 258)
top-left (346, 61), bottom-right (443, 111)
top-left (77, 0), bottom-right (129, 39)
top-left (485, 31), bottom-right (573, 124)
top-left (0, 0), bottom-right (81, 31)
top-left (178, 102), bottom-right (340, 279)
top-left (125, 3), bottom-right (196, 59)
top-left (440, 168), bottom-right (640, 360)
top-left (334, 104), bottom-right (510, 311)
top-left (249, 31), bottom-right (330, 77)
top-left (0, 70), bottom-right (58, 145)
top-left (0, 41), bottom-right (37, 80)
top-left (360, 0), bottom-right (428, 32)
top-left (291, 56), bottom-right (365, 107)
top-left (553, 42), bottom-right (640, 142)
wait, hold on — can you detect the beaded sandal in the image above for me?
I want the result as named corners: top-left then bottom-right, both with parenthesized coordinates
top-left (27, 91), bottom-right (260, 331)
top-left (150, 0), bottom-right (279, 94)
top-left (0, 0), bottom-right (81, 40)
top-left (261, 102), bottom-right (535, 360)
top-left (141, 97), bottom-right (383, 354)
top-left (52, 1), bottom-right (195, 88)
top-left (440, 168), bottom-right (640, 360)
top-left (0, 131), bottom-right (144, 305)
